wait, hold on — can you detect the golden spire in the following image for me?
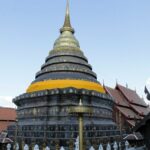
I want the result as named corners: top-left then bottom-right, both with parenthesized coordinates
top-left (64, 0), bottom-right (71, 27)
top-left (60, 0), bottom-right (74, 33)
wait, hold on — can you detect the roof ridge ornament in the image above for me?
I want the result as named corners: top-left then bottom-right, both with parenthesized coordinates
top-left (60, 0), bottom-right (75, 34)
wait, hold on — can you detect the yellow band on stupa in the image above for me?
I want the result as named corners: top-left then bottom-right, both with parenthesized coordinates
top-left (26, 79), bottom-right (105, 94)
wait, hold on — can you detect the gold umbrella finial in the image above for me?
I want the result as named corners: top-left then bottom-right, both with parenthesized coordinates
top-left (60, 0), bottom-right (74, 33)
top-left (66, 0), bottom-right (69, 15)
top-left (64, 0), bottom-right (71, 27)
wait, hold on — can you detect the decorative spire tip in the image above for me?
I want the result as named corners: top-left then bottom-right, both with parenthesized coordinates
top-left (60, 0), bottom-right (74, 33)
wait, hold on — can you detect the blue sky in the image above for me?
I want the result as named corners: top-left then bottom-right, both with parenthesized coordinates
top-left (0, 0), bottom-right (150, 107)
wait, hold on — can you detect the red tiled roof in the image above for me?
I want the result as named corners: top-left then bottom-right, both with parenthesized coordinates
top-left (117, 106), bottom-right (140, 119)
top-left (0, 108), bottom-right (16, 121)
top-left (117, 84), bottom-right (147, 107)
top-left (0, 121), bottom-right (15, 132)
top-left (131, 104), bottom-right (149, 116)
top-left (105, 86), bottom-right (129, 107)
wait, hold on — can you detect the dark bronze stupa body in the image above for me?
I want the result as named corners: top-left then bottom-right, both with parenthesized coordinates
top-left (9, 1), bottom-right (121, 149)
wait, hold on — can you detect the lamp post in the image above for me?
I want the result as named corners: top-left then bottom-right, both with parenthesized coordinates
top-left (14, 118), bottom-right (18, 150)
top-left (69, 99), bottom-right (93, 150)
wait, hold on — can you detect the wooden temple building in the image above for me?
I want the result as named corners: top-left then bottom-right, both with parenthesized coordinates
top-left (134, 86), bottom-right (150, 149)
top-left (104, 84), bottom-right (149, 131)
top-left (0, 107), bottom-right (16, 148)
top-left (0, 107), bottom-right (16, 133)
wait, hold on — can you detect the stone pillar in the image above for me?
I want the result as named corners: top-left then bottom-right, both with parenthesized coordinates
top-left (79, 114), bottom-right (83, 150)
top-left (118, 142), bottom-right (121, 150)
top-left (45, 146), bottom-right (50, 150)
top-left (21, 140), bottom-right (25, 150)
top-left (119, 112), bottom-right (122, 131)
top-left (113, 141), bottom-right (118, 150)
top-left (98, 144), bottom-right (103, 150)
top-left (24, 144), bottom-right (29, 150)
top-left (125, 141), bottom-right (129, 150)
top-left (89, 146), bottom-right (95, 150)
top-left (69, 139), bottom-right (73, 150)
top-left (6, 143), bottom-right (11, 150)
top-left (93, 139), bottom-right (97, 150)
top-left (34, 144), bottom-right (39, 150)
top-left (106, 143), bottom-right (111, 150)
top-left (42, 143), bottom-right (46, 150)
top-left (31, 142), bottom-right (35, 150)
top-left (55, 140), bottom-right (60, 150)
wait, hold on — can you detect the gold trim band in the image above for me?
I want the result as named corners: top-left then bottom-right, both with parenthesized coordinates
top-left (26, 79), bottom-right (105, 94)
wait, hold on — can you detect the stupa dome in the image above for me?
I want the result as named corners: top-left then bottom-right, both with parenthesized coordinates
top-left (11, 1), bottom-right (120, 147)
top-left (26, 0), bottom-right (105, 94)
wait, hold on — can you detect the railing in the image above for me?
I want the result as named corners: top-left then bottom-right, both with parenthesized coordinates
top-left (6, 140), bottom-right (135, 150)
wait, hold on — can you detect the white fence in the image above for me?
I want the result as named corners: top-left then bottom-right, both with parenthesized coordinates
top-left (6, 140), bottom-right (131, 150)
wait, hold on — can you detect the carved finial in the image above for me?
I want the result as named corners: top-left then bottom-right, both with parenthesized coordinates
top-left (102, 79), bottom-right (105, 86)
top-left (126, 83), bottom-right (128, 88)
top-left (145, 86), bottom-right (150, 100)
top-left (60, 0), bottom-right (74, 33)
top-left (135, 87), bottom-right (137, 93)
top-left (116, 79), bottom-right (118, 85)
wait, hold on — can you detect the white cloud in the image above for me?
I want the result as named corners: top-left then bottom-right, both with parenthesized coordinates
top-left (0, 96), bottom-right (16, 108)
